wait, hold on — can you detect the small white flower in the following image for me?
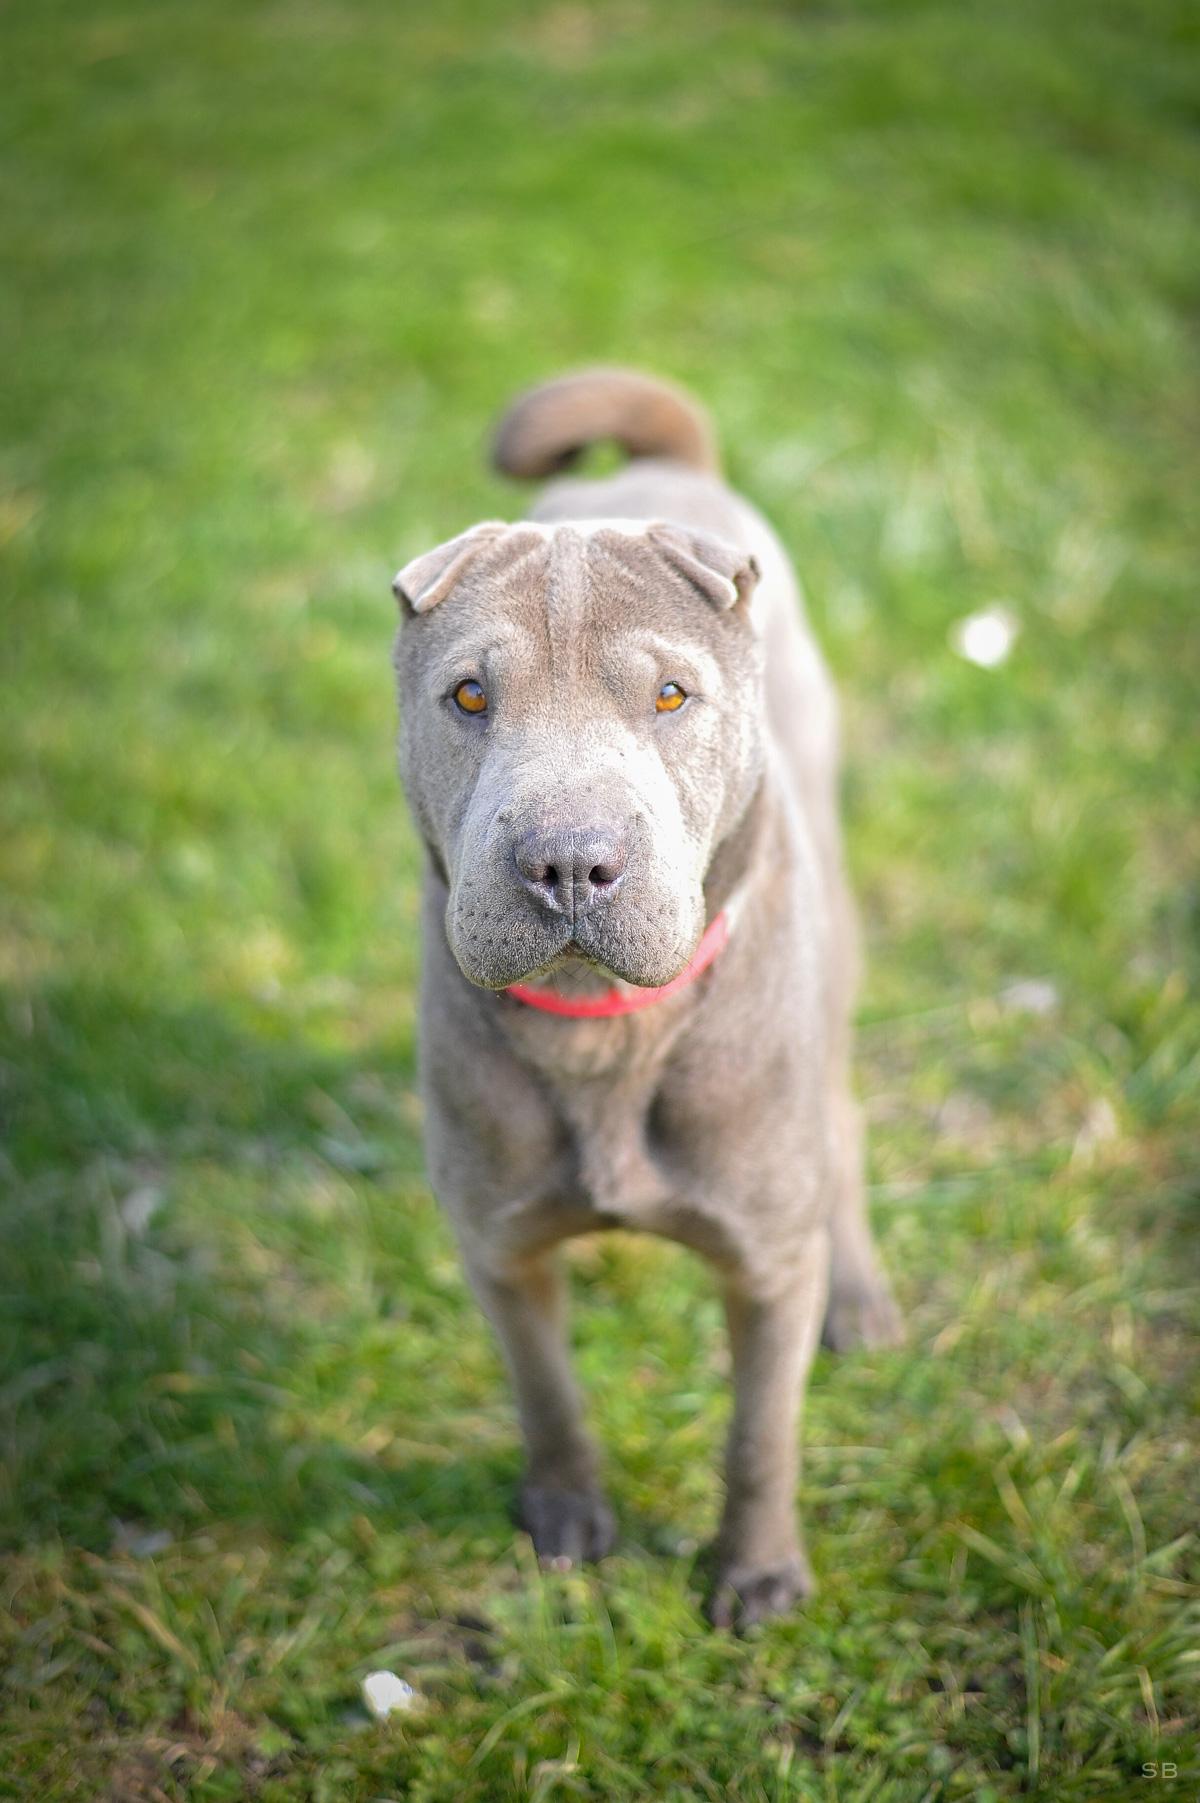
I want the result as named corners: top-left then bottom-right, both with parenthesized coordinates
top-left (952, 606), bottom-right (1019, 668)
top-left (1072, 1097), bottom-right (1120, 1164)
top-left (998, 978), bottom-right (1060, 1017)
top-left (119, 1183), bottom-right (164, 1235)
top-left (362, 1670), bottom-right (419, 1719)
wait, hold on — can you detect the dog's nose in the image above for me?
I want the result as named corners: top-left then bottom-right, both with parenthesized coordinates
top-left (514, 825), bottom-right (628, 917)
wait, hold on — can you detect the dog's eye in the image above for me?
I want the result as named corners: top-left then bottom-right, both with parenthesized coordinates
top-left (655, 681), bottom-right (687, 714)
top-left (453, 679), bottom-right (488, 716)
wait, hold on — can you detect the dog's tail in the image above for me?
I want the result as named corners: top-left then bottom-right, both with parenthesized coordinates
top-left (492, 367), bottom-right (719, 479)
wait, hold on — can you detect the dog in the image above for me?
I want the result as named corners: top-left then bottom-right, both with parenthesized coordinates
top-left (391, 368), bottom-right (900, 1628)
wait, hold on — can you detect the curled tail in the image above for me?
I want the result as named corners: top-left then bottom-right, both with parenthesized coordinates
top-left (492, 367), bottom-right (719, 479)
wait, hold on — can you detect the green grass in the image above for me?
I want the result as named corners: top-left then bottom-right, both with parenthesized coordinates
top-left (2, 0), bottom-right (1198, 1796)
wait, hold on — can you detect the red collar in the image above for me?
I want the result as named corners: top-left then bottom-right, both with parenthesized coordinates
top-left (503, 909), bottom-right (732, 1019)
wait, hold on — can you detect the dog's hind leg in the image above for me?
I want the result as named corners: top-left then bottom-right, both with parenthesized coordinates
top-left (821, 1082), bottom-right (903, 1352)
top-left (463, 1247), bottom-right (616, 1569)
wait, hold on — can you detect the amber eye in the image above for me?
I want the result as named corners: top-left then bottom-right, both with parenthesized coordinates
top-left (453, 679), bottom-right (488, 716)
top-left (655, 681), bottom-right (687, 713)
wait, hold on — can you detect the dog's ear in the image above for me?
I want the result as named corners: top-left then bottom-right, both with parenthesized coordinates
top-left (392, 521), bottom-right (510, 615)
top-left (645, 522), bottom-right (760, 613)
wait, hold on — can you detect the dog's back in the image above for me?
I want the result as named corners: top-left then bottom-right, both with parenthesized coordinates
top-left (492, 367), bottom-right (856, 1012)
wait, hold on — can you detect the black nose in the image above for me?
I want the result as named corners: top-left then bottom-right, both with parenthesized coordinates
top-left (514, 824), bottom-right (628, 917)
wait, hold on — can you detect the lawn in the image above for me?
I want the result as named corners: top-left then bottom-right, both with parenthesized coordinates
top-left (2, 0), bottom-right (1198, 1796)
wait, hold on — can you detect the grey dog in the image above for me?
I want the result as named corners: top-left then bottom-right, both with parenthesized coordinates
top-left (391, 369), bottom-right (900, 1628)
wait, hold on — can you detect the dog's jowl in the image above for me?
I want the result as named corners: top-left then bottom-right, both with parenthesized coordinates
top-left (391, 368), bottom-right (901, 1629)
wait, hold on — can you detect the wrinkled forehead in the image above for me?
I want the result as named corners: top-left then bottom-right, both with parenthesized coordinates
top-left (415, 523), bottom-right (728, 690)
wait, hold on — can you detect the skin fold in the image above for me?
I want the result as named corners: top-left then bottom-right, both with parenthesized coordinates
top-left (392, 369), bottom-right (901, 1630)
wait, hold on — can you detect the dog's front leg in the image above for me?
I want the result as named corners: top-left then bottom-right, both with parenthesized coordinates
top-left (463, 1247), bottom-right (616, 1570)
top-left (707, 1235), bottom-right (829, 1629)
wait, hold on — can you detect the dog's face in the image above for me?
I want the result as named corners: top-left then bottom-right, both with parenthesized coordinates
top-left (393, 520), bottom-right (763, 990)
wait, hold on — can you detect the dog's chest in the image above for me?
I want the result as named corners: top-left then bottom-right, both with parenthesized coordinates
top-left (498, 1007), bottom-right (680, 1204)
top-left (487, 992), bottom-right (805, 1263)
top-left (538, 1063), bottom-right (746, 1264)
top-left (562, 1082), bottom-right (667, 1220)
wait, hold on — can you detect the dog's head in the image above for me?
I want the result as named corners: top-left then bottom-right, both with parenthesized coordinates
top-left (392, 520), bottom-right (763, 990)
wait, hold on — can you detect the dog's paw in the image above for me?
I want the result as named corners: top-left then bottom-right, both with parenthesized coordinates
top-left (705, 1554), bottom-right (814, 1631)
top-left (821, 1284), bottom-right (904, 1353)
top-left (518, 1482), bottom-right (616, 1571)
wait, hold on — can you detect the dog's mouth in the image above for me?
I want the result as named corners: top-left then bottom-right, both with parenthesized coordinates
top-left (493, 938), bottom-right (620, 993)
top-left (467, 925), bottom-right (691, 995)
top-left (536, 943), bottom-right (619, 981)
top-left (550, 914), bottom-right (699, 992)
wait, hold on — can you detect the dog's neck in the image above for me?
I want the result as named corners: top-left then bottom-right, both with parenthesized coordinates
top-left (704, 769), bottom-right (769, 920)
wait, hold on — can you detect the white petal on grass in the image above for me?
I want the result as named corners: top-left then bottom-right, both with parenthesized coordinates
top-left (119, 1183), bottom-right (164, 1235)
top-left (111, 1520), bottom-right (173, 1558)
top-left (362, 1670), bottom-right (420, 1719)
top-left (998, 979), bottom-right (1060, 1017)
top-left (1072, 1097), bottom-right (1120, 1164)
top-left (952, 606), bottom-right (1019, 668)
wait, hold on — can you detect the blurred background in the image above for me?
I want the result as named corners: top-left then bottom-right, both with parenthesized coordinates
top-left (2, 1), bottom-right (1197, 1797)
